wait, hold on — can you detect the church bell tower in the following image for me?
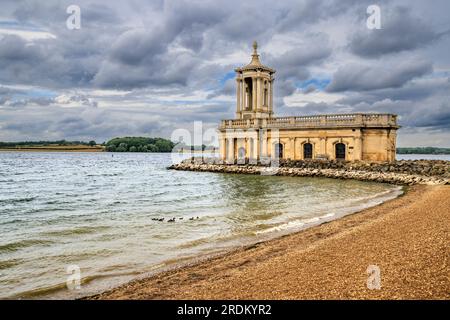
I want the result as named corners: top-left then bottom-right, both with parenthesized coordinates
top-left (234, 41), bottom-right (275, 119)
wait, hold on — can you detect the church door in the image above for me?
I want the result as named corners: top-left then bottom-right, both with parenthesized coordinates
top-left (335, 143), bottom-right (346, 160)
top-left (303, 143), bottom-right (313, 159)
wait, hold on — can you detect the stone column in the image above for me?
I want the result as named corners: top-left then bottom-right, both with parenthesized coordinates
top-left (219, 136), bottom-right (226, 160)
top-left (261, 130), bottom-right (268, 157)
top-left (252, 136), bottom-right (259, 162)
top-left (236, 79), bottom-right (241, 116)
top-left (269, 79), bottom-right (274, 114)
top-left (227, 137), bottom-right (235, 164)
top-left (256, 77), bottom-right (261, 111)
top-left (261, 79), bottom-right (265, 109)
top-left (244, 83), bottom-right (248, 110)
top-left (252, 78), bottom-right (257, 112)
top-left (241, 80), bottom-right (244, 110)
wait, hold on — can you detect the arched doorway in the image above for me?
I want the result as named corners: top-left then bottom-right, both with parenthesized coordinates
top-left (335, 143), bottom-right (346, 160)
top-left (274, 143), bottom-right (283, 159)
top-left (303, 143), bottom-right (313, 159)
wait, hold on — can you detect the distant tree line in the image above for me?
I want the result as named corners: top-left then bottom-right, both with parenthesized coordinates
top-left (175, 143), bottom-right (211, 151)
top-left (105, 137), bottom-right (175, 152)
top-left (0, 140), bottom-right (97, 147)
top-left (397, 147), bottom-right (450, 154)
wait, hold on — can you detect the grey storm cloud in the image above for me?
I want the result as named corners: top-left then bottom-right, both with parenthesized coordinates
top-left (0, 0), bottom-right (449, 146)
top-left (267, 33), bottom-right (332, 80)
top-left (326, 59), bottom-right (433, 92)
top-left (349, 6), bottom-right (448, 58)
top-left (326, 75), bottom-right (450, 132)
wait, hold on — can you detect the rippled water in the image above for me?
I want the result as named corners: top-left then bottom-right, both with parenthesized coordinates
top-left (396, 154), bottom-right (450, 161)
top-left (0, 152), bottom-right (402, 299)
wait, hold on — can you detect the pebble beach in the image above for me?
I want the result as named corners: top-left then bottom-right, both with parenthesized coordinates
top-left (89, 184), bottom-right (450, 299)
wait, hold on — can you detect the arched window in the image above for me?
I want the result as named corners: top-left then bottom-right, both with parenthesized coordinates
top-left (303, 143), bottom-right (313, 159)
top-left (335, 143), bottom-right (346, 160)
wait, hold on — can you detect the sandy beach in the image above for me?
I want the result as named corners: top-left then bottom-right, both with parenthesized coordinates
top-left (89, 184), bottom-right (450, 300)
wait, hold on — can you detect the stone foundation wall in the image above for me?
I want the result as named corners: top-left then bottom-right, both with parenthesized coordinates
top-left (168, 158), bottom-right (450, 185)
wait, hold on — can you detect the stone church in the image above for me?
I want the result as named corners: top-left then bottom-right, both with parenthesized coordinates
top-left (218, 42), bottom-right (399, 163)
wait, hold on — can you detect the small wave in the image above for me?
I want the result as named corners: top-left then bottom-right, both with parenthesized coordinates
top-left (0, 239), bottom-right (54, 253)
top-left (255, 186), bottom-right (402, 236)
top-left (43, 199), bottom-right (73, 205)
top-left (10, 270), bottom-right (143, 299)
top-left (86, 172), bottom-right (123, 177)
top-left (93, 233), bottom-right (126, 241)
top-left (255, 212), bottom-right (336, 235)
top-left (10, 281), bottom-right (69, 299)
top-left (0, 197), bottom-right (36, 204)
top-left (0, 258), bottom-right (23, 270)
top-left (0, 218), bottom-right (25, 226)
top-left (255, 220), bottom-right (305, 235)
top-left (0, 179), bottom-right (15, 183)
top-left (176, 237), bottom-right (211, 249)
top-left (344, 187), bottom-right (402, 205)
top-left (48, 248), bottom-right (120, 261)
top-left (40, 225), bottom-right (110, 237)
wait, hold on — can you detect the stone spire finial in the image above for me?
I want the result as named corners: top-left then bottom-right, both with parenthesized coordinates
top-left (250, 41), bottom-right (261, 66)
top-left (252, 41), bottom-right (258, 54)
top-left (235, 40), bottom-right (274, 72)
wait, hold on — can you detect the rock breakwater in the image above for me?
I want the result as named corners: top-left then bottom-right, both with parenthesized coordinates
top-left (168, 158), bottom-right (450, 185)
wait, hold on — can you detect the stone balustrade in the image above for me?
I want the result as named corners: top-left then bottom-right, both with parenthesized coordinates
top-left (219, 113), bottom-right (398, 130)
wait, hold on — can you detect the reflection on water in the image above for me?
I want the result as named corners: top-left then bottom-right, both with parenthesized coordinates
top-left (0, 152), bottom-right (401, 299)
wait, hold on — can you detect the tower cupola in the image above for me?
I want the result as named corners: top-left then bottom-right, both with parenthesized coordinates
top-left (234, 41), bottom-right (275, 119)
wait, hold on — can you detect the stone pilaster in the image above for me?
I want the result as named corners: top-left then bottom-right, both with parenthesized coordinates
top-left (354, 130), bottom-right (362, 161)
top-left (290, 138), bottom-right (295, 160)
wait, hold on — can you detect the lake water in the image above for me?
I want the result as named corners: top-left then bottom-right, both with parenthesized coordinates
top-left (0, 152), bottom-right (404, 299)
top-left (396, 154), bottom-right (450, 161)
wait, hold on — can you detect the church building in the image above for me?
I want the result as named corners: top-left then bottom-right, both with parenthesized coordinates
top-left (218, 42), bottom-right (399, 163)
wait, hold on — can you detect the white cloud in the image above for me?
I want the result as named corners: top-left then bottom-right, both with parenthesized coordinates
top-left (0, 28), bottom-right (56, 40)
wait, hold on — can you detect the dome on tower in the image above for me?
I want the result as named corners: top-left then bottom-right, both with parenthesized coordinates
top-left (235, 41), bottom-right (275, 73)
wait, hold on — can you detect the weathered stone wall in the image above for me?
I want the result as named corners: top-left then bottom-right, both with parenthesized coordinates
top-left (168, 158), bottom-right (450, 185)
top-left (278, 159), bottom-right (450, 178)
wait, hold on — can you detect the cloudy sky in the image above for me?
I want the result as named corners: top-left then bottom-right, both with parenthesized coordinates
top-left (0, 0), bottom-right (449, 146)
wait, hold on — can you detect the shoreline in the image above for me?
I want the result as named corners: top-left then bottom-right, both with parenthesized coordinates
top-left (0, 149), bottom-right (104, 152)
top-left (87, 184), bottom-right (450, 300)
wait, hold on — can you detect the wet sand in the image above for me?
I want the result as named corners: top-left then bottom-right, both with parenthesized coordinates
top-left (89, 185), bottom-right (450, 300)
